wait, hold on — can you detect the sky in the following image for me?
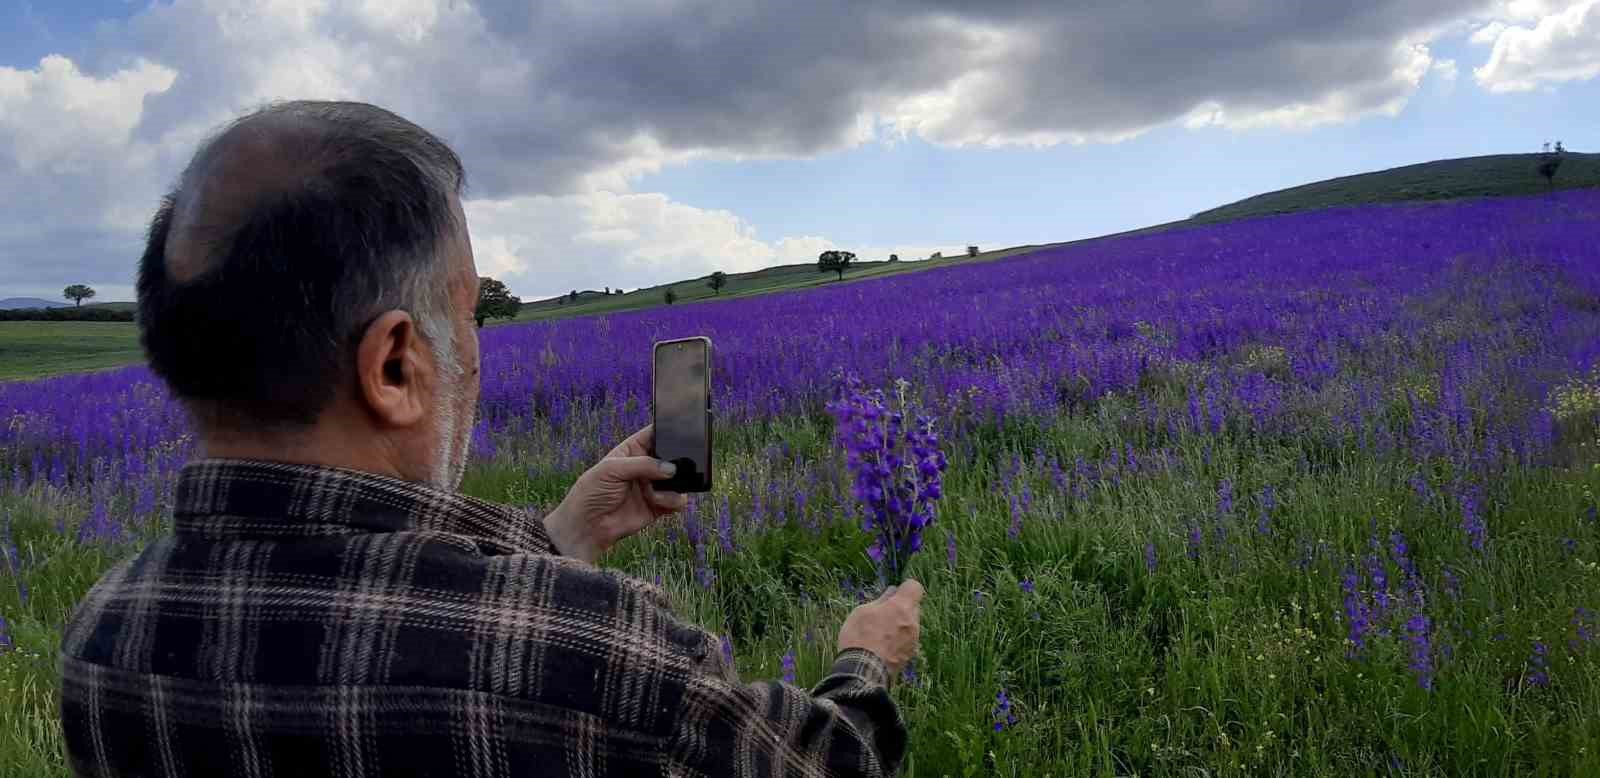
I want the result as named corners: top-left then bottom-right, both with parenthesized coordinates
top-left (1, 1), bottom-right (1598, 303)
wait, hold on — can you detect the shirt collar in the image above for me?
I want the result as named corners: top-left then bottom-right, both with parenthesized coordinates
top-left (172, 458), bottom-right (556, 556)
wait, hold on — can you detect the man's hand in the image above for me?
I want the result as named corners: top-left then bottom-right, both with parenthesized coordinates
top-left (837, 579), bottom-right (924, 675)
top-left (544, 426), bottom-right (689, 563)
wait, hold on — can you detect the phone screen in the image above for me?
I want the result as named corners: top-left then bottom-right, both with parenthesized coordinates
top-left (652, 338), bottom-right (712, 492)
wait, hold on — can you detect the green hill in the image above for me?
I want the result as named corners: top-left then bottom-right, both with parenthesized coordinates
top-left (513, 151), bottom-right (1597, 325)
top-left (1189, 152), bottom-right (1600, 224)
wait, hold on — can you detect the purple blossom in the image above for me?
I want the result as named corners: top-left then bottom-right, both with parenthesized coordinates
top-left (781, 648), bottom-right (797, 684)
top-left (827, 375), bottom-right (948, 581)
top-left (0, 614), bottom-right (11, 653)
top-left (1186, 523), bottom-right (1203, 560)
top-left (1019, 579), bottom-right (1035, 595)
top-left (991, 687), bottom-right (1019, 732)
top-left (1343, 566), bottom-right (1372, 655)
top-left (1144, 542), bottom-right (1158, 574)
top-left (1526, 642), bottom-right (1550, 689)
top-left (1217, 479), bottom-right (1234, 516)
top-left (720, 635), bottom-right (735, 667)
top-left (1405, 612), bottom-right (1434, 690)
top-left (1458, 486), bottom-right (1486, 553)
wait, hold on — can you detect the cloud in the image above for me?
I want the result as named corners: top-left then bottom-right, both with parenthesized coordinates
top-left (464, 192), bottom-right (964, 300)
top-left (0, 0), bottom-right (1508, 298)
top-left (1472, 0), bottom-right (1600, 91)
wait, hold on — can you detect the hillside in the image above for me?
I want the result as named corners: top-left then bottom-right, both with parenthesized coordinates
top-left (1190, 152), bottom-right (1600, 224)
top-left (0, 297), bottom-right (66, 310)
top-left (514, 152), bottom-right (1597, 324)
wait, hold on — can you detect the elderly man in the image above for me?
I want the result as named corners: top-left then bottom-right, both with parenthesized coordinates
top-left (59, 101), bottom-right (923, 777)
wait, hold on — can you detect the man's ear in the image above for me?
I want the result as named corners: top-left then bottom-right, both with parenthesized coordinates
top-left (355, 310), bottom-right (429, 428)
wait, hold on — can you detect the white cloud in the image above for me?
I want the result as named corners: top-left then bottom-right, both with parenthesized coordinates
top-left (1472, 0), bottom-right (1600, 92)
top-left (0, 55), bottom-right (176, 173)
top-left (464, 192), bottom-right (962, 299)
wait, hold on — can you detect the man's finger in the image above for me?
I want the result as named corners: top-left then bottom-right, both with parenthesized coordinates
top-left (598, 455), bottom-right (675, 482)
top-left (645, 486), bottom-right (689, 512)
top-left (892, 578), bottom-right (925, 604)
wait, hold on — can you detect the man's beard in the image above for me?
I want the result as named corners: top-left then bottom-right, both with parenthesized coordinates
top-left (429, 375), bottom-right (473, 491)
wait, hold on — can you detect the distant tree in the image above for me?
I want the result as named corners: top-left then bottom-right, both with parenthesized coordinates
top-left (1538, 142), bottom-right (1565, 190)
top-left (664, 288), bottom-right (678, 305)
top-left (966, 245), bottom-right (979, 258)
top-left (568, 290), bottom-right (580, 304)
top-left (474, 277), bottom-right (521, 328)
top-left (818, 250), bottom-right (856, 281)
top-left (707, 271), bottom-right (728, 295)
top-left (930, 251), bottom-right (942, 260)
top-left (63, 284), bottom-right (95, 307)
top-left (888, 253), bottom-right (899, 263)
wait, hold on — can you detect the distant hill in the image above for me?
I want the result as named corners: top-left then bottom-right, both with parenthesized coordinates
top-left (84, 301), bottom-right (138, 313)
top-left (0, 297), bottom-right (67, 310)
top-left (1189, 152), bottom-right (1600, 224)
top-left (504, 150), bottom-right (1597, 326)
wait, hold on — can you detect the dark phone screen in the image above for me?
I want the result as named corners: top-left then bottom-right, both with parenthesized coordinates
top-left (653, 339), bottom-right (710, 491)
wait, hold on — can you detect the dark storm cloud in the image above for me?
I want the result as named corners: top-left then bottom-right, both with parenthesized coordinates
top-left (1, 0), bottom-right (1496, 296)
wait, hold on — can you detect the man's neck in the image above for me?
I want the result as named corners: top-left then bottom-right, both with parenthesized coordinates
top-left (198, 418), bottom-right (412, 482)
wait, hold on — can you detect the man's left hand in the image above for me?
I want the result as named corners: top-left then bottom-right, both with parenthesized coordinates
top-left (543, 426), bottom-right (689, 563)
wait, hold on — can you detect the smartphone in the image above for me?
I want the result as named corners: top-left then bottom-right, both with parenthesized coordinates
top-left (651, 336), bottom-right (713, 493)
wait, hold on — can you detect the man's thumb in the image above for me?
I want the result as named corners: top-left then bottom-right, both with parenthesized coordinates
top-left (600, 455), bottom-right (675, 481)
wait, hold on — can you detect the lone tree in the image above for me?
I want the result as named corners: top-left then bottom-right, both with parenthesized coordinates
top-left (664, 287), bottom-right (678, 305)
top-left (568, 290), bottom-right (580, 304)
top-left (966, 245), bottom-right (979, 258)
top-left (818, 250), bottom-right (855, 281)
top-left (474, 277), bottom-right (521, 328)
top-left (888, 253), bottom-right (899, 263)
top-left (707, 271), bottom-right (728, 295)
top-left (63, 284), bottom-right (95, 307)
top-left (1538, 141), bottom-right (1565, 190)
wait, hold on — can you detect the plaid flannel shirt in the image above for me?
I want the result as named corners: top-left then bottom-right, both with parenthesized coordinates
top-left (59, 460), bottom-right (906, 777)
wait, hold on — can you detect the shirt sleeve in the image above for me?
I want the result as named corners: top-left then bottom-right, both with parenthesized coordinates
top-left (668, 647), bottom-right (908, 777)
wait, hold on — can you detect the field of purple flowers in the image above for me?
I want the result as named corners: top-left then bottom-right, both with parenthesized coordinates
top-left (4, 190), bottom-right (1600, 775)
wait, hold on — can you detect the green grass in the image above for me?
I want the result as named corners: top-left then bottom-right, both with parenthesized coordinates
top-left (0, 322), bottom-right (142, 382)
top-left (6, 402), bottom-right (1600, 775)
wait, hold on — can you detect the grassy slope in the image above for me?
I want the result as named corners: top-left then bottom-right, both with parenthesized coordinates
top-left (512, 152), bottom-right (1600, 325)
top-left (0, 322), bottom-right (142, 382)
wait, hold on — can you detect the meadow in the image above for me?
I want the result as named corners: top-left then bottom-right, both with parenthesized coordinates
top-left (0, 322), bottom-right (142, 382)
top-left (3, 190), bottom-right (1600, 776)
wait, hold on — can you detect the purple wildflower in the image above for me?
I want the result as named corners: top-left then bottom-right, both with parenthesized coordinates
top-left (0, 614), bottom-right (11, 652)
top-left (720, 635), bottom-right (735, 667)
top-left (781, 648), bottom-right (797, 684)
top-left (1405, 612), bottom-right (1433, 690)
top-left (901, 659), bottom-right (919, 686)
top-left (1342, 566), bottom-right (1372, 655)
top-left (1458, 487), bottom-right (1486, 552)
top-left (946, 530), bottom-right (958, 569)
top-left (1144, 542), bottom-right (1158, 574)
top-left (1019, 579), bottom-right (1035, 595)
top-left (991, 688), bottom-right (1019, 732)
top-left (827, 375), bottom-right (948, 580)
top-left (1217, 479), bottom-right (1234, 516)
top-left (1007, 494), bottom-right (1022, 541)
top-left (1527, 642), bottom-right (1550, 688)
top-left (1186, 523), bottom-right (1203, 560)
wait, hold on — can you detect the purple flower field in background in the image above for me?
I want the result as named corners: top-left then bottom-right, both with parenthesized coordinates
top-left (5, 191), bottom-right (1598, 495)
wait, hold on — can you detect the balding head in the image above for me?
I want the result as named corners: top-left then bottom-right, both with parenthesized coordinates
top-left (137, 101), bottom-right (481, 485)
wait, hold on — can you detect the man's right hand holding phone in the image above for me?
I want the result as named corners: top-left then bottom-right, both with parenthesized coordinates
top-left (837, 579), bottom-right (925, 676)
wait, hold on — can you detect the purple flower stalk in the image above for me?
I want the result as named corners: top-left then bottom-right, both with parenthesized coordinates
top-left (827, 375), bottom-right (948, 581)
top-left (1144, 542), bottom-right (1158, 573)
top-left (1405, 612), bottom-right (1433, 690)
top-left (1019, 579), bottom-right (1035, 595)
top-left (781, 648), bottom-right (797, 684)
top-left (1217, 479), bottom-right (1234, 516)
top-left (1342, 566), bottom-right (1372, 655)
top-left (1527, 642), bottom-right (1550, 688)
top-left (992, 687), bottom-right (1019, 732)
top-left (946, 530), bottom-right (958, 569)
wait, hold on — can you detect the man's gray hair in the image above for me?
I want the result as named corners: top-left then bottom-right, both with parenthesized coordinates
top-left (136, 100), bottom-right (468, 427)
